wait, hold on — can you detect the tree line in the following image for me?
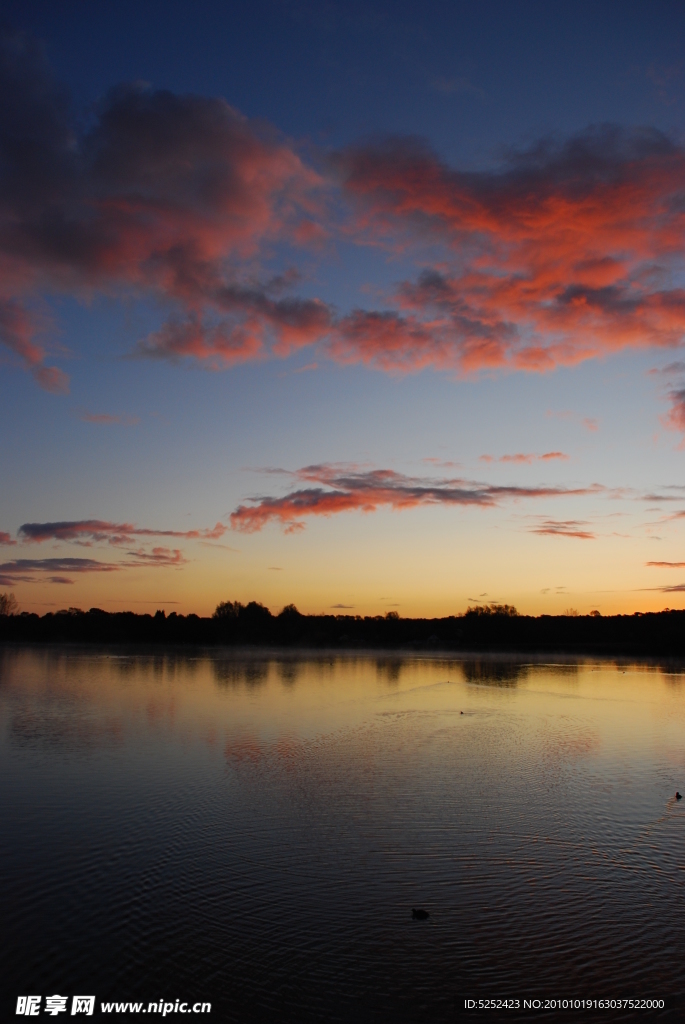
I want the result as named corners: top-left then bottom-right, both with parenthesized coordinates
top-left (1, 597), bottom-right (685, 654)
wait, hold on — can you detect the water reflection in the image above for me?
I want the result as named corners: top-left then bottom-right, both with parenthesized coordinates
top-left (2, 649), bottom-right (685, 1023)
top-left (212, 658), bottom-right (268, 690)
top-left (10, 707), bottom-right (125, 750)
top-left (461, 658), bottom-right (529, 686)
top-left (278, 660), bottom-right (300, 688)
top-left (538, 661), bottom-right (580, 678)
top-left (375, 658), bottom-right (403, 684)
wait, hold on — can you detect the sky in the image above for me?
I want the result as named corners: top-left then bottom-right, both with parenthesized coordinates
top-left (3, 0), bottom-right (685, 617)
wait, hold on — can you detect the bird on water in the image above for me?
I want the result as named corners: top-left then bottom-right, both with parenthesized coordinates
top-left (676, 792), bottom-right (682, 800)
top-left (412, 908), bottom-right (430, 920)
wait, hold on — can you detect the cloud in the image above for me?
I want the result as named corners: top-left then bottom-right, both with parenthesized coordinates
top-left (8, 28), bottom-right (685, 394)
top-left (17, 519), bottom-right (226, 545)
top-left (539, 451), bottom-right (569, 461)
top-left (77, 410), bottom-right (140, 425)
top-left (230, 463), bottom-right (603, 532)
top-left (328, 309), bottom-right (459, 374)
top-left (480, 451), bottom-right (569, 464)
top-left (488, 453), bottom-right (526, 463)
top-left (334, 126), bottom-right (685, 374)
top-left (422, 457), bottom-right (461, 468)
top-left (546, 410), bottom-right (599, 432)
top-left (646, 61), bottom-right (684, 106)
top-left (658, 509), bottom-right (685, 523)
top-left (0, 531), bottom-right (16, 545)
top-left (0, 299), bottom-right (69, 393)
top-left (646, 560), bottom-right (685, 567)
top-left (530, 519), bottom-right (596, 539)
top-left (656, 361), bottom-right (685, 376)
top-left (198, 540), bottom-right (240, 551)
top-left (431, 76), bottom-right (485, 99)
top-left (124, 546), bottom-right (187, 565)
top-left (664, 387), bottom-right (685, 432)
top-left (0, 547), bottom-right (188, 585)
top-left (0, 557), bottom-right (122, 586)
top-left (0, 28), bottom-right (327, 386)
top-left (331, 603), bottom-right (354, 608)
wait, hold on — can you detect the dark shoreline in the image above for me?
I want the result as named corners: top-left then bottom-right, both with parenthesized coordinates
top-left (3, 605), bottom-right (685, 657)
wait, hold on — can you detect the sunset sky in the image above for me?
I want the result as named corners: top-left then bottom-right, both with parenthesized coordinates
top-left (3, 0), bottom-right (685, 616)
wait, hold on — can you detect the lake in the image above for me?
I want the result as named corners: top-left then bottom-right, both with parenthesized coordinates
top-left (1, 648), bottom-right (684, 1021)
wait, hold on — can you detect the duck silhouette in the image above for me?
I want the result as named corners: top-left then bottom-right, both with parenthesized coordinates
top-left (676, 792), bottom-right (682, 800)
top-left (412, 908), bottom-right (430, 920)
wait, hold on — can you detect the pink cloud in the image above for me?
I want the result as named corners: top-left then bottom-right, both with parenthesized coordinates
top-left (480, 451), bottom-right (569, 465)
top-left (422, 457), bottom-right (461, 468)
top-left (7, 28), bottom-right (685, 400)
top-left (78, 410), bottom-right (140, 425)
top-left (530, 519), bottom-right (596, 539)
top-left (230, 463), bottom-right (603, 533)
top-left (0, 299), bottom-right (69, 393)
top-left (663, 386), bottom-right (685, 433)
top-left (0, 29), bottom-right (327, 386)
top-left (0, 531), bottom-right (16, 545)
top-left (334, 129), bottom-right (685, 375)
top-left (499, 454), bottom-right (537, 464)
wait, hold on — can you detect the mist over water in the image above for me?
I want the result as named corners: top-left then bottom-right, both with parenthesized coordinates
top-left (1, 649), bottom-right (684, 1021)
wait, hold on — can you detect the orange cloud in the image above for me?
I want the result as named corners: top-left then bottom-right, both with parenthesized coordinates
top-left (530, 519), bottom-right (596, 539)
top-left (7, 28), bottom-right (685, 394)
top-left (335, 128), bottom-right (685, 373)
top-left (480, 451), bottom-right (569, 464)
top-left (230, 463), bottom-right (602, 532)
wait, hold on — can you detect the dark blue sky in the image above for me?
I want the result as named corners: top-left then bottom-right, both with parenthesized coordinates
top-left (6, 0), bottom-right (685, 163)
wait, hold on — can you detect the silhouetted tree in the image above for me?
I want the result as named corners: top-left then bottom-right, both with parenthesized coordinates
top-left (3, 599), bottom-right (685, 656)
top-left (278, 603), bottom-right (301, 620)
top-left (0, 592), bottom-right (18, 615)
top-left (240, 601), bottom-right (272, 625)
top-left (214, 600), bottom-right (243, 619)
top-left (465, 603), bottom-right (519, 617)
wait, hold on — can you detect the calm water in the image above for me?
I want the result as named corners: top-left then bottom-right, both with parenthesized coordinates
top-left (1, 648), bottom-right (685, 1022)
